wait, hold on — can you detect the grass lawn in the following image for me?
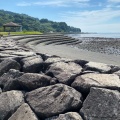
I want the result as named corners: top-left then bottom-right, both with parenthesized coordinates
top-left (0, 31), bottom-right (42, 36)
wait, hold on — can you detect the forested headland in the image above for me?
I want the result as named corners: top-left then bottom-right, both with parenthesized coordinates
top-left (0, 10), bottom-right (81, 33)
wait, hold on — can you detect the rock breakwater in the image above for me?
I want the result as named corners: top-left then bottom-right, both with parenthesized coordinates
top-left (0, 36), bottom-right (120, 120)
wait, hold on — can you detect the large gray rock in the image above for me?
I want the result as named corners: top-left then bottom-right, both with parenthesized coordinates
top-left (3, 73), bottom-right (56, 92)
top-left (84, 62), bottom-right (111, 73)
top-left (16, 73), bottom-right (54, 91)
top-left (43, 57), bottom-right (72, 73)
top-left (46, 62), bottom-right (82, 85)
top-left (0, 90), bottom-right (24, 120)
top-left (8, 103), bottom-right (39, 120)
top-left (0, 69), bottom-right (24, 89)
top-left (72, 73), bottom-right (120, 93)
top-left (21, 55), bottom-right (43, 73)
top-left (3, 79), bottom-right (21, 92)
top-left (3, 73), bottom-right (57, 92)
top-left (110, 65), bottom-right (120, 73)
top-left (80, 87), bottom-right (120, 120)
top-left (46, 112), bottom-right (83, 120)
top-left (0, 59), bottom-right (21, 76)
top-left (26, 84), bottom-right (82, 119)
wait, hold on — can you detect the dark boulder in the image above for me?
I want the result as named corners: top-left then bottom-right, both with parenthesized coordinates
top-left (0, 90), bottom-right (24, 120)
top-left (43, 57), bottom-right (72, 73)
top-left (80, 87), bottom-right (120, 120)
top-left (46, 62), bottom-right (82, 85)
top-left (0, 59), bottom-right (21, 76)
top-left (0, 69), bottom-right (24, 89)
top-left (21, 55), bottom-right (43, 73)
top-left (84, 62), bottom-right (111, 73)
top-left (17, 73), bottom-right (54, 91)
top-left (71, 73), bottom-right (120, 94)
top-left (3, 73), bottom-right (55, 92)
top-left (3, 79), bottom-right (21, 92)
top-left (110, 65), bottom-right (120, 73)
top-left (26, 84), bottom-right (82, 119)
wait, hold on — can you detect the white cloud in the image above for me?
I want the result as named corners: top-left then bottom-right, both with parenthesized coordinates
top-left (69, 0), bottom-right (90, 3)
top-left (33, 1), bottom-right (68, 7)
top-left (73, 0), bottom-right (89, 1)
top-left (17, 0), bottom-right (90, 7)
top-left (61, 8), bottom-right (120, 24)
top-left (108, 0), bottom-right (120, 3)
top-left (58, 8), bottom-right (120, 32)
top-left (17, 2), bottom-right (32, 6)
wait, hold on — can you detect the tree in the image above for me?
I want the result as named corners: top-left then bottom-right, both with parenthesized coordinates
top-left (0, 10), bottom-right (81, 33)
top-left (40, 19), bottom-right (49, 23)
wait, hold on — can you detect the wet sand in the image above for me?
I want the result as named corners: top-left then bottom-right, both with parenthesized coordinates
top-left (29, 43), bottom-right (120, 66)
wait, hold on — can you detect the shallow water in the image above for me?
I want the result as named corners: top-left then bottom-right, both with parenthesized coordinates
top-left (68, 33), bottom-right (120, 39)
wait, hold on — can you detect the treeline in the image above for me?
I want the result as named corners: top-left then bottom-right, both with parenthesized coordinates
top-left (0, 10), bottom-right (81, 33)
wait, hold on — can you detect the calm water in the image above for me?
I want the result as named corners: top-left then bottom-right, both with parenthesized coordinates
top-left (68, 33), bottom-right (120, 39)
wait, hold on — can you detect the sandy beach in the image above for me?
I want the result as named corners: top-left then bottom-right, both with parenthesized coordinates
top-left (29, 43), bottom-right (120, 66)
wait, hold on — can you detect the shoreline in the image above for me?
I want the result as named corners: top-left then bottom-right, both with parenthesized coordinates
top-left (30, 43), bottom-right (120, 66)
top-left (8, 35), bottom-right (120, 66)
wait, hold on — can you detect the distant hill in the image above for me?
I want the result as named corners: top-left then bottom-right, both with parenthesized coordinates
top-left (0, 10), bottom-right (81, 33)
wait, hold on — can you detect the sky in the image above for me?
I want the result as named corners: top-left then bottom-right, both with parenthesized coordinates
top-left (0, 0), bottom-right (120, 33)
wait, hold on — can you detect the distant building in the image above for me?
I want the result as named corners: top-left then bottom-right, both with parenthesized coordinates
top-left (49, 31), bottom-right (54, 33)
top-left (3, 22), bottom-right (22, 32)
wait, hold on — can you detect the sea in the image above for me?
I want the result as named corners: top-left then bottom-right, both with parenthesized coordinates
top-left (67, 33), bottom-right (120, 39)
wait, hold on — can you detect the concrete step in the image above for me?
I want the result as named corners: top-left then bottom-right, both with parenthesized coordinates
top-left (54, 39), bottom-right (79, 45)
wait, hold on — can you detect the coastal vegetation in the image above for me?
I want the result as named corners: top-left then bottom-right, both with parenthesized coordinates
top-left (0, 10), bottom-right (81, 33)
top-left (0, 31), bottom-right (42, 35)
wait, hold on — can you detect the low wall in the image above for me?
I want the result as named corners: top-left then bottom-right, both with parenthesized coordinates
top-left (0, 36), bottom-right (120, 120)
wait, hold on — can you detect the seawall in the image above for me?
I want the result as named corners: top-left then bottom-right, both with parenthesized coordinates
top-left (0, 35), bottom-right (120, 120)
